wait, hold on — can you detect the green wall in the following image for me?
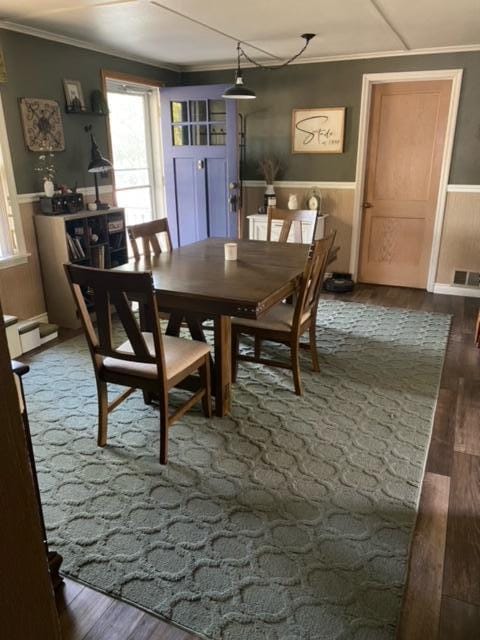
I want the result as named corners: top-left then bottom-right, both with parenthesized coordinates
top-left (182, 51), bottom-right (480, 183)
top-left (0, 29), bottom-right (180, 194)
top-left (2, 29), bottom-right (479, 191)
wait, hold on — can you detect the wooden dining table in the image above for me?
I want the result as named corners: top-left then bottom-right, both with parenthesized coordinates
top-left (114, 238), bottom-right (309, 416)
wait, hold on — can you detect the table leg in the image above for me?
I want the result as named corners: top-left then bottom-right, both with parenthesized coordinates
top-left (165, 312), bottom-right (183, 336)
top-left (213, 315), bottom-right (231, 417)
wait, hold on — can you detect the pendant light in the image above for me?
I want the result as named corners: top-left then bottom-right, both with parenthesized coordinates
top-left (222, 35), bottom-right (316, 101)
top-left (222, 43), bottom-right (256, 100)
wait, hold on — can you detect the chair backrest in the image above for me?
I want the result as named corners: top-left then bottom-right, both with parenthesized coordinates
top-left (292, 230), bottom-right (336, 332)
top-left (64, 264), bottom-right (167, 382)
top-left (127, 218), bottom-right (173, 260)
top-left (266, 207), bottom-right (318, 243)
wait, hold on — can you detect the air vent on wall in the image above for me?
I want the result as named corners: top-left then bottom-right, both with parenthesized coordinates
top-left (453, 269), bottom-right (480, 287)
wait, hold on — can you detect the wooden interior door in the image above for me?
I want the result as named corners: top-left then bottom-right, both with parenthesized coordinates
top-left (358, 80), bottom-right (451, 288)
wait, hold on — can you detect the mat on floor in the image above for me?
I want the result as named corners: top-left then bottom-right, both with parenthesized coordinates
top-left (25, 301), bottom-right (451, 639)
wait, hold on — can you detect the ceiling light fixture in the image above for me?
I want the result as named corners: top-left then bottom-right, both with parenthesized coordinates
top-left (222, 34), bottom-right (316, 100)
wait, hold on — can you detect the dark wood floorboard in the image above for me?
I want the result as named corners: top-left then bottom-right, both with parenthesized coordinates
top-left (443, 452), bottom-right (480, 606)
top-left (397, 472), bottom-right (450, 640)
top-left (82, 598), bottom-right (144, 640)
top-left (59, 583), bottom-right (113, 640)
top-left (49, 285), bottom-right (480, 639)
top-left (438, 596), bottom-right (480, 640)
top-left (454, 378), bottom-right (480, 457)
top-left (425, 387), bottom-right (455, 477)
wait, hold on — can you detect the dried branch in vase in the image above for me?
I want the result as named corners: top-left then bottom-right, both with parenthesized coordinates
top-left (258, 157), bottom-right (282, 184)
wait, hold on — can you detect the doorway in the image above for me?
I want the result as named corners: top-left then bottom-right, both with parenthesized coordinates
top-left (160, 84), bottom-right (238, 247)
top-left (351, 70), bottom-right (462, 291)
top-left (104, 75), bottom-right (164, 233)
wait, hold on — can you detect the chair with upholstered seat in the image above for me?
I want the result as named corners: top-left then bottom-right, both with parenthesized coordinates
top-left (266, 207), bottom-right (318, 243)
top-left (127, 218), bottom-right (173, 259)
top-left (64, 264), bottom-right (212, 464)
top-left (231, 231), bottom-right (336, 395)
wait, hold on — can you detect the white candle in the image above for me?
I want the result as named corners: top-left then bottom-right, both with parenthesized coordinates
top-left (224, 242), bottom-right (237, 261)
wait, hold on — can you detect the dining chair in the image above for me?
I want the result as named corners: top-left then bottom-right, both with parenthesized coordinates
top-left (64, 264), bottom-right (212, 465)
top-left (232, 231), bottom-right (336, 395)
top-left (266, 207), bottom-right (319, 243)
top-left (127, 217), bottom-right (216, 337)
top-left (127, 218), bottom-right (173, 260)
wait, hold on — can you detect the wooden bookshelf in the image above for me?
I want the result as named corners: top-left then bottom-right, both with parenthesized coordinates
top-left (34, 208), bottom-right (128, 329)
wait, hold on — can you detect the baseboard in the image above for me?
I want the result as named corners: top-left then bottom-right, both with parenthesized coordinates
top-left (433, 283), bottom-right (480, 298)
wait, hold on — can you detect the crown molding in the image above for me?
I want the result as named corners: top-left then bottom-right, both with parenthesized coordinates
top-left (2, 19), bottom-right (480, 75)
top-left (183, 43), bottom-right (480, 73)
top-left (0, 20), bottom-right (182, 72)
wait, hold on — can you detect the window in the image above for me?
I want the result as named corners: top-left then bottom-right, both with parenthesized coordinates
top-left (106, 79), bottom-right (164, 234)
top-left (0, 96), bottom-right (27, 267)
top-left (170, 99), bottom-right (226, 146)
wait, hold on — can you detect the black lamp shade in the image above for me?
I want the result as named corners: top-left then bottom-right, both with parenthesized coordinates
top-left (222, 74), bottom-right (256, 100)
top-left (88, 134), bottom-right (113, 173)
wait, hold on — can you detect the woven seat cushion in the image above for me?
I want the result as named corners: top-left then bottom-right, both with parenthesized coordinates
top-left (233, 303), bottom-right (310, 332)
top-left (103, 332), bottom-right (210, 381)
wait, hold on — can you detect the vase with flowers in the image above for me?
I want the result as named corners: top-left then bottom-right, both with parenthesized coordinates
top-left (34, 151), bottom-right (56, 197)
top-left (258, 157), bottom-right (282, 212)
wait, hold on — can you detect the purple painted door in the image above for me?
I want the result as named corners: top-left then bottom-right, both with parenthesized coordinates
top-left (160, 85), bottom-right (238, 247)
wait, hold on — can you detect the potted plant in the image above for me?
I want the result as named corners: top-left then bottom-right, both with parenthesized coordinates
top-left (34, 151), bottom-right (56, 197)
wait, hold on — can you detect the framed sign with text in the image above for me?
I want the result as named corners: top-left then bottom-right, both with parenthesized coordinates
top-left (292, 107), bottom-right (345, 154)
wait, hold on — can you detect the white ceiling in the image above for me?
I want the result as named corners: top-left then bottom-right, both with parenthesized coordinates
top-left (0, 0), bottom-right (479, 70)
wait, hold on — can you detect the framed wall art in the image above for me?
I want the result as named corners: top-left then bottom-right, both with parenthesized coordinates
top-left (63, 79), bottom-right (86, 112)
top-left (292, 107), bottom-right (345, 154)
top-left (19, 98), bottom-right (65, 152)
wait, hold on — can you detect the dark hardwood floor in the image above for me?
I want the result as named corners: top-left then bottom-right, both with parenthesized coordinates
top-left (48, 284), bottom-right (480, 639)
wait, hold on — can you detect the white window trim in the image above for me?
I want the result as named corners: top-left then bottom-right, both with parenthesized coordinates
top-left (106, 80), bottom-right (165, 223)
top-left (0, 95), bottom-right (28, 269)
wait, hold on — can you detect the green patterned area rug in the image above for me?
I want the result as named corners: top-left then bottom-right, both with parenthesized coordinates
top-left (25, 301), bottom-right (450, 640)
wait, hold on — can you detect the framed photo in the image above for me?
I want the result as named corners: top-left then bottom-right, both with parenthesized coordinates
top-left (63, 79), bottom-right (86, 111)
top-left (19, 98), bottom-right (65, 152)
top-left (292, 107), bottom-right (345, 154)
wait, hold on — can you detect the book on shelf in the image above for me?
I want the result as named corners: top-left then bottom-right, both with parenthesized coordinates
top-left (74, 238), bottom-right (85, 258)
top-left (66, 233), bottom-right (86, 260)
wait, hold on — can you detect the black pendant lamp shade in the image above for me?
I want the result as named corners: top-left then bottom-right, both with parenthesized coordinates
top-left (222, 43), bottom-right (256, 100)
top-left (223, 35), bottom-right (316, 100)
top-left (223, 71), bottom-right (256, 100)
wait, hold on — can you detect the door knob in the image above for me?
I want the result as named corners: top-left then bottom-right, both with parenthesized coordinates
top-left (362, 202), bottom-right (373, 208)
top-left (197, 160), bottom-right (204, 170)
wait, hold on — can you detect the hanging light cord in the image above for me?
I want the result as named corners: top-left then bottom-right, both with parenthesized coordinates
top-left (237, 34), bottom-right (315, 71)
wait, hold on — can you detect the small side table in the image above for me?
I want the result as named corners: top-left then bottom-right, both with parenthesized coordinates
top-left (12, 360), bottom-right (63, 590)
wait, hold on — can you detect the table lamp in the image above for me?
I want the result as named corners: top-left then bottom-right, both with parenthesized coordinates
top-left (86, 125), bottom-right (112, 210)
